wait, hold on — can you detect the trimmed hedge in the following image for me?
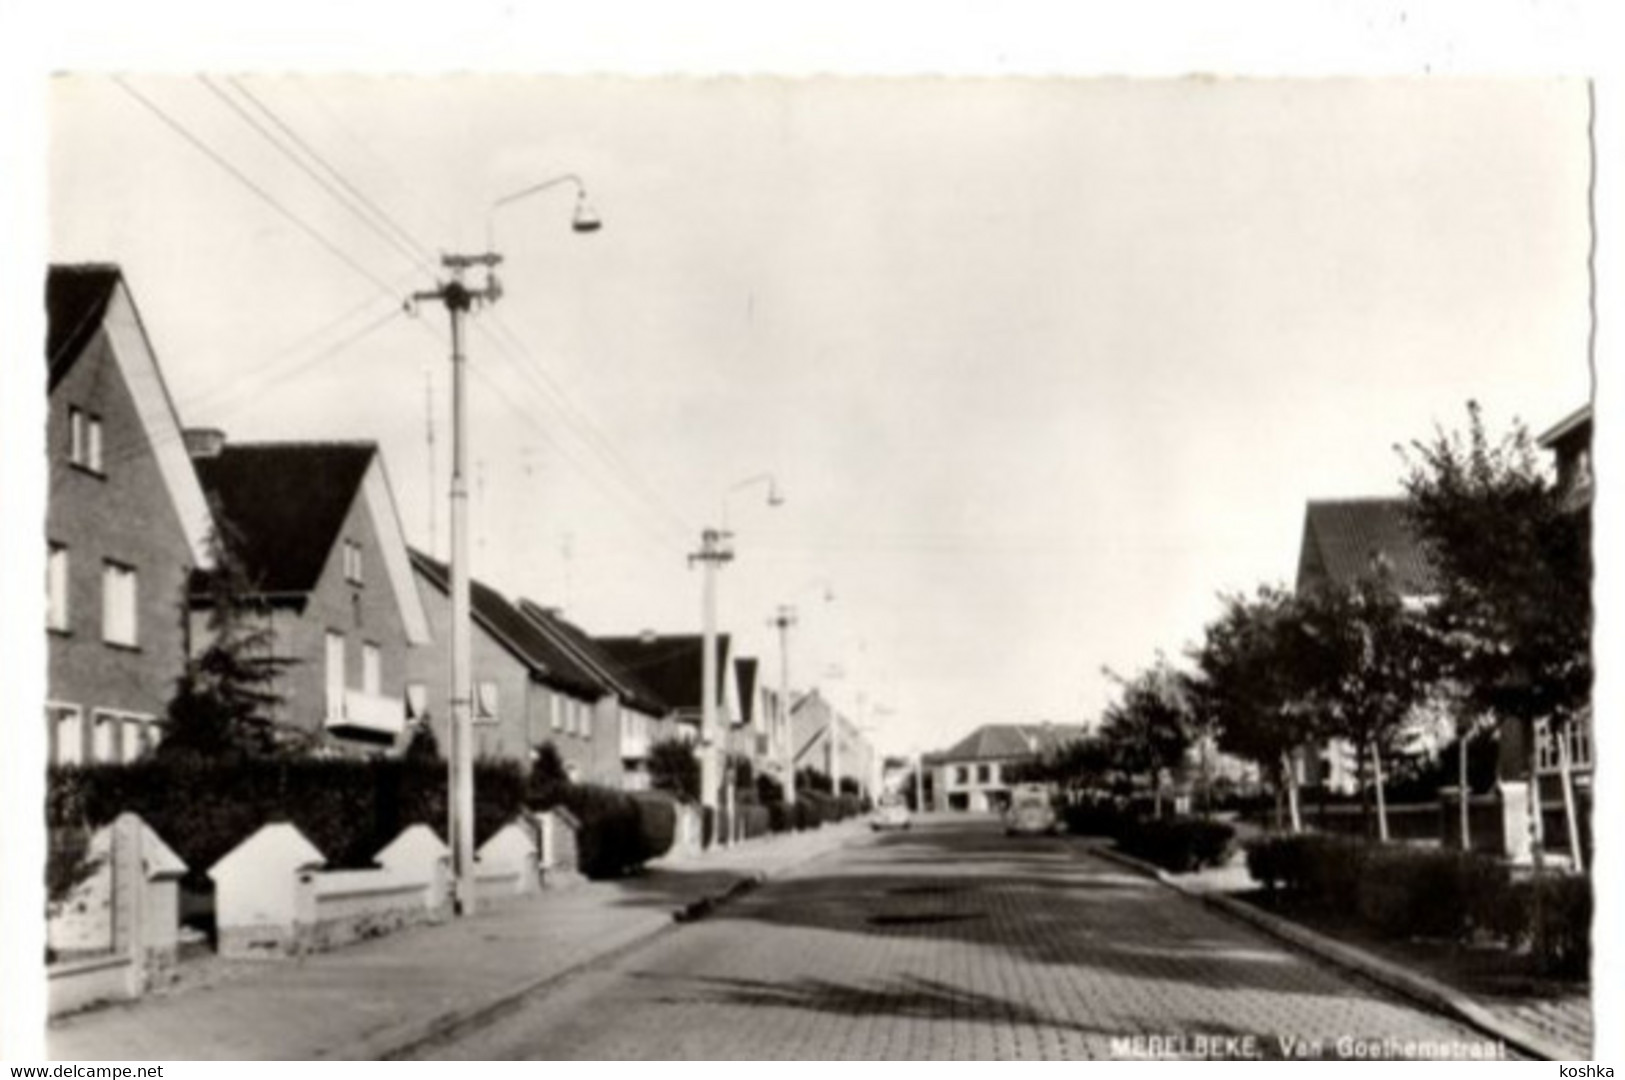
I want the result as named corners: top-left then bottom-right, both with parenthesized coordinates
top-left (628, 791), bottom-right (679, 861)
top-left (1245, 833), bottom-right (1592, 977)
top-left (534, 782), bottom-right (667, 878)
top-left (1116, 817), bottom-right (1236, 874)
top-left (738, 804), bottom-right (771, 840)
top-left (48, 758), bottom-right (527, 877)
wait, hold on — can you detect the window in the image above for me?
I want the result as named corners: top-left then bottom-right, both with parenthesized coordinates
top-left (47, 543), bottom-right (69, 632)
top-left (101, 562), bottom-right (138, 647)
top-left (48, 703), bottom-right (84, 766)
top-left (550, 695), bottom-right (563, 732)
top-left (406, 682), bottom-right (428, 720)
top-left (325, 631), bottom-right (346, 719)
top-left (343, 540), bottom-right (364, 585)
top-left (953, 765), bottom-right (969, 786)
top-left (476, 681), bottom-right (500, 722)
top-left (976, 763), bottom-right (991, 784)
top-left (582, 704), bottom-right (592, 741)
top-left (362, 643), bottom-right (381, 696)
top-left (1536, 717), bottom-right (1594, 773)
top-left (69, 408), bottom-right (104, 473)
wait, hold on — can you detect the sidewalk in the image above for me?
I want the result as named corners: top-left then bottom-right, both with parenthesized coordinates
top-left (49, 822), bottom-right (865, 1060)
top-left (1083, 840), bottom-right (1592, 1061)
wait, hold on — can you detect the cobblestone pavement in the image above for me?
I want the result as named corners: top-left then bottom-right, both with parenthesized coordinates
top-left (415, 818), bottom-right (1511, 1060)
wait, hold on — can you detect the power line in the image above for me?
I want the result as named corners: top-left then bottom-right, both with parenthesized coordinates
top-left (195, 75), bottom-right (431, 275)
top-left (112, 76), bottom-right (402, 298)
top-left (224, 77), bottom-right (441, 271)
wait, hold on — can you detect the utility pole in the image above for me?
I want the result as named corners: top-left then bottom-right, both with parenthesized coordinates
top-left (412, 253), bottom-right (502, 916)
top-left (689, 528), bottom-right (733, 830)
top-left (424, 365), bottom-right (437, 558)
top-left (772, 605), bottom-right (798, 806)
top-left (914, 751), bottom-right (925, 814)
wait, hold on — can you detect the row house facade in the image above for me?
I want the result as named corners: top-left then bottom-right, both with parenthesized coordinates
top-left (45, 265), bottom-right (217, 764)
top-left (408, 552), bottom-right (617, 783)
top-left (790, 689), bottom-right (878, 799)
top-left (190, 439), bottom-right (431, 751)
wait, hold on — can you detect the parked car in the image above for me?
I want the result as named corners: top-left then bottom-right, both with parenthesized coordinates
top-left (870, 798), bottom-right (912, 831)
top-left (1004, 783), bottom-right (1059, 836)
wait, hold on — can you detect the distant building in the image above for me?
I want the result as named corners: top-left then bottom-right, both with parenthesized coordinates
top-left (45, 264), bottom-right (217, 764)
top-left (1293, 497), bottom-right (1442, 794)
top-left (790, 689), bottom-right (876, 798)
top-left (924, 723), bottom-right (1087, 813)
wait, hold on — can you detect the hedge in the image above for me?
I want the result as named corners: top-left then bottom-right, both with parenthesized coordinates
top-left (1245, 833), bottom-right (1591, 977)
top-left (628, 791), bottom-right (679, 861)
top-left (533, 782), bottom-right (664, 879)
top-left (1116, 817), bottom-right (1237, 874)
top-left (48, 758), bottom-right (527, 878)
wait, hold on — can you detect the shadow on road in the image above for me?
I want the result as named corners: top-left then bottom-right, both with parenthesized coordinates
top-left (696, 820), bottom-right (1418, 1006)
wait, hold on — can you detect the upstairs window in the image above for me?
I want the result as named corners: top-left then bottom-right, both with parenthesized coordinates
top-left (343, 540), bottom-right (364, 585)
top-left (406, 682), bottom-right (428, 721)
top-left (476, 681), bottom-right (500, 722)
top-left (976, 763), bottom-right (991, 784)
top-left (101, 561), bottom-right (138, 647)
top-left (69, 407), bottom-right (104, 473)
top-left (550, 695), bottom-right (563, 732)
top-left (47, 543), bottom-right (69, 632)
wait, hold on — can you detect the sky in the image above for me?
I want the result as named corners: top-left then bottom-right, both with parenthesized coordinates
top-left (43, 75), bottom-right (1593, 757)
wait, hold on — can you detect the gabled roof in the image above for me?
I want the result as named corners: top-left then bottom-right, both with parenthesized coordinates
top-left (515, 599), bottom-right (670, 716)
top-left (1538, 404), bottom-right (1592, 450)
top-left (928, 723), bottom-right (1089, 764)
top-left (1295, 497), bottom-right (1436, 597)
top-left (410, 552), bottom-right (603, 701)
top-left (195, 442), bottom-right (428, 642)
top-left (196, 443), bottom-right (375, 595)
top-left (47, 264), bottom-right (122, 389)
top-left (596, 633), bottom-right (730, 715)
top-left (47, 264), bottom-right (216, 569)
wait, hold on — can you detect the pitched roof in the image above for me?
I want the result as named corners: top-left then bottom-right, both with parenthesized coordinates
top-left (1295, 498), bottom-right (1436, 597)
top-left (410, 552), bottom-right (605, 700)
top-left (928, 723), bottom-right (1089, 764)
top-left (48, 264), bottom-right (217, 569)
top-left (1538, 404), bottom-right (1593, 450)
top-left (596, 633), bottom-right (730, 715)
top-left (195, 442), bottom-right (376, 595)
top-left (46, 264), bottom-right (122, 390)
top-left (515, 599), bottom-right (670, 716)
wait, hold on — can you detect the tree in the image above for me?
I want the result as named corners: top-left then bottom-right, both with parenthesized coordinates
top-left (1295, 569), bottom-right (1437, 841)
top-left (647, 737), bottom-right (701, 803)
top-left (1401, 402), bottom-right (1592, 867)
top-left (1098, 658), bottom-right (1195, 818)
top-left (1188, 585), bottom-right (1322, 833)
top-left (159, 525), bottom-right (294, 761)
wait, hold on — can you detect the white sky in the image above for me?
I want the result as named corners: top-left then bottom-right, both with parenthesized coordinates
top-left (45, 76), bottom-right (1591, 756)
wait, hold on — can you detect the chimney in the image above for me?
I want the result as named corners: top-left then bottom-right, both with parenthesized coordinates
top-left (183, 427), bottom-right (226, 459)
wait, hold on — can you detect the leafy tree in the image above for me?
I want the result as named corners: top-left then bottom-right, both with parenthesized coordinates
top-left (1401, 402), bottom-right (1592, 866)
top-left (404, 722), bottom-right (442, 763)
top-left (1099, 658), bottom-right (1196, 817)
top-left (1295, 569), bottom-right (1438, 840)
top-left (1188, 585), bottom-right (1322, 832)
top-left (527, 740), bottom-right (570, 804)
top-left (159, 525), bottom-right (294, 762)
top-left (647, 737), bottom-right (701, 802)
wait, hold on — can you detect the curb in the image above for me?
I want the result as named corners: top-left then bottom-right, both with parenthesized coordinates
top-left (377, 828), bottom-right (858, 1060)
top-left (1085, 843), bottom-right (1578, 1062)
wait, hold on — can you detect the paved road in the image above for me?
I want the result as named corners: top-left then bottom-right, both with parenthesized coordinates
top-left (414, 818), bottom-right (1508, 1060)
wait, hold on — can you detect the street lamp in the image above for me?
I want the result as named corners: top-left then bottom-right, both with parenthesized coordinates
top-left (690, 473), bottom-right (782, 846)
top-left (770, 578), bottom-right (835, 807)
top-left (411, 172), bottom-right (599, 916)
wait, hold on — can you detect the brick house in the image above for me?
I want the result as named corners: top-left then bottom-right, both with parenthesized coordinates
top-left (189, 440), bottom-right (431, 752)
top-left (514, 600), bottom-right (676, 790)
top-left (407, 552), bottom-right (614, 781)
top-left (924, 723), bottom-right (1085, 812)
top-left (1293, 497), bottom-right (1444, 793)
top-left (790, 689), bottom-right (878, 799)
top-left (45, 264), bottom-right (217, 764)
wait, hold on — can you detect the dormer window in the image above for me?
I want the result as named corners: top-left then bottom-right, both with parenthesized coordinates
top-left (343, 540), bottom-right (364, 585)
top-left (69, 407), bottom-right (104, 474)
